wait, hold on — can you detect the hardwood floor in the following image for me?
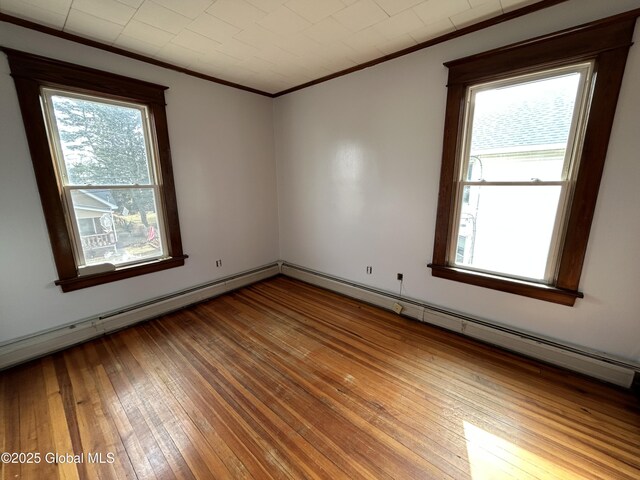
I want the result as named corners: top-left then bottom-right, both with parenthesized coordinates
top-left (1, 276), bottom-right (639, 479)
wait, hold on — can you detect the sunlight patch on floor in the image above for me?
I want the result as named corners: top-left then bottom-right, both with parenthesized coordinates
top-left (463, 421), bottom-right (581, 479)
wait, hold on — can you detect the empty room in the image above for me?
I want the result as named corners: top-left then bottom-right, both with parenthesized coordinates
top-left (1, 0), bottom-right (640, 478)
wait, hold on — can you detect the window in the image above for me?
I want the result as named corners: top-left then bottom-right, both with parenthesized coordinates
top-left (42, 90), bottom-right (168, 269)
top-left (452, 64), bottom-right (592, 282)
top-left (3, 48), bottom-right (187, 292)
top-left (428, 14), bottom-right (636, 305)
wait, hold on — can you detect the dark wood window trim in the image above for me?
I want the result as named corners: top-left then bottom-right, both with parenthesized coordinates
top-left (428, 12), bottom-right (637, 306)
top-left (1, 48), bottom-right (187, 292)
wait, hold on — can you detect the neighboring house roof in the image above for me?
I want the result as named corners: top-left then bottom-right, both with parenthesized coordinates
top-left (470, 87), bottom-right (576, 153)
top-left (73, 189), bottom-right (118, 212)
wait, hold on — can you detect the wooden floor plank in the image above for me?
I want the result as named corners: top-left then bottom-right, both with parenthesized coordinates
top-left (18, 362), bottom-right (48, 480)
top-left (92, 338), bottom-right (190, 480)
top-left (132, 322), bottom-right (286, 480)
top-left (101, 332), bottom-right (231, 480)
top-left (144, 321), bottom-right (308, 480)
top-left (41, 357), bottom-right (80, 480)
top-left (1, 368), bottom-right (21, 480)
top-left (1, 276), bottom-right (639, 480)
top-left (116, 330), bottom-right (252, 480)
top-left (0, 373), bottom-right (4, 479)
top-left (92, 362), bottom-right (159, 480)
top-left (63, 345), bottom-right (137, 480)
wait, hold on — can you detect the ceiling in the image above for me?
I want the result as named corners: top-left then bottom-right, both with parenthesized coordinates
top-left (0, 0), bottom-right (546, 94)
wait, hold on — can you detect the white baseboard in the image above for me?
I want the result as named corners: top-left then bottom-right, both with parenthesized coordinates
top-left (281, 263), bottom-right (639, 388)
top-left (0, 263), bottom-right (280, 370)
top-left (4, 261), bottom-right (637, 388)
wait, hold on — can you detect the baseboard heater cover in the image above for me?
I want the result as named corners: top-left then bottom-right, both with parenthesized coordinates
top-left (0, 263), bottom-right (280, 370)
top-left (280, 262), bottom-right (639, 388)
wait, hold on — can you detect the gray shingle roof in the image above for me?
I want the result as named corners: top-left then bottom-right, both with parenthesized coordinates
top-left (470, 86), bottom-right (576, 153)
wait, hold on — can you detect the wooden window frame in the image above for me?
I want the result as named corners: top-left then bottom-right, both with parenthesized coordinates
top-left (2, 48), bottom-right (187, 292)
top-left (428, 13), bottom-right (637, 306)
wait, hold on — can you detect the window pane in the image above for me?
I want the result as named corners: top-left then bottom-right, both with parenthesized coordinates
top-left (49, 94), bottom-right (152, 186)
top-left (466, 73), bottom-right (581, 182)
top-left (70, 188), bottom-right (164, 267)
top-left (455, 185), bottom-right (561, 280)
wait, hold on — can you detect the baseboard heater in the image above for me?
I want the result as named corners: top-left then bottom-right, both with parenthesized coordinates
top-left (280, 262), bottom-right (639, 388)
top-left (0, 263), bottom-right (280, 370)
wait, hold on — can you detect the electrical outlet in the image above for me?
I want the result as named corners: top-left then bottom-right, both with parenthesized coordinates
top-left (215, 259), bottom-right (222, 267)
top-left (397, 273), bottom-right (403, 281)
top-left (392, 302), bottom-right (403, 314)
top-left (366, 266), bottom-right (372, 274)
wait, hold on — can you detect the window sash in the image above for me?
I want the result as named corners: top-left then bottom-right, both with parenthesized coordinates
top-left (449, 182), bottom-right (569, 283)
top-left (447, 64), bottom-right (593, 284)
top-left (40, 88), bottom-right (170, 270)
top-left (40, 88), bottom-right (159, 188)
top-left (62, 185), bottom-right (168, 268)
top-left (458, 63), bottom-right (593, 184)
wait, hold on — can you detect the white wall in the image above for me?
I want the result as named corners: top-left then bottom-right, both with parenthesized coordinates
top-left (0, 23), bottom-right (279, 343)
top-left (274, 0), bottom-right (640, 363)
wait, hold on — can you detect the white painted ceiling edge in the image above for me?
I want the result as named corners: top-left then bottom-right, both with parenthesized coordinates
top-left (0, 0), bottom-right (549, 94)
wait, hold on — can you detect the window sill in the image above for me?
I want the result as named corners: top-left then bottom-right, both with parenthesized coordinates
top-left (54, 255), bottom-right (188, 292)
top-left (427, 264), bottom-right (583, 306)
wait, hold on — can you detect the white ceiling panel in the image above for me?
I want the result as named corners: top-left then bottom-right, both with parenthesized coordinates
top-left (216, 37), bottom-right (261, 61)
top-left (375, 9), bottom-right (424, 40)
top-left (206, 0), bottom-right (267, 29)
top-left (64, 8), bottom-right (123, 42)
top-left (409, 17), bottom-right (455, 42)
top-left (285, 0), bottom-right (345, 24)
top-left (332, 0), bottom-right (388, 32)
top-left (257, 6), bottom-right (311, 34)
top-left (303, 16), bottom-right (352, 43)
top-left (501, 0), bottom-right (541, 12)
top-left (413, 0), bottom-right (470, 25)
top-left (342, 24), bottom-right (387, 51)
top-left (154, 42), bottom-right (202, 67)
top-left (375, 0), bottom-right (424, 16)
top-left (71, 0), bottom-right (136, 25)
top-left (376, 32), bottom-right (416, 55)
top-left (121, 19), bottom-right (174, 46)
top-left (19, 0), bottom-right (71, 15)
top-left (245, 0), bottom-right (288, 14)
top-left (171, 28), bottom-right (221, 54)
top-left (1, 0), bottom-right (67, 28)
top-left (114, 32), bottom-right (162, 55)
top-left (151, 0), bottom-right (213, 19)
top-left (133, 1), bottom-right (191, 35)
top-left (0, 0), bottom-right (552, 94)
top-left (450, 0), bottom-right (502, 28)
top-left (187, 13), bottom-right (241, 42)
top-left (117, 0), bottom-right (144, 7)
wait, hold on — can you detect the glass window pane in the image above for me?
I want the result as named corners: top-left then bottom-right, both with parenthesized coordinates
top-left (455, 185), bottom-right (561, 280)
top-left (49, 94), bottom-right (152, 186)
top-left (70, 188), bottom-right (164, 267)
top-left (466, 72), bottom-right (581, 182)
